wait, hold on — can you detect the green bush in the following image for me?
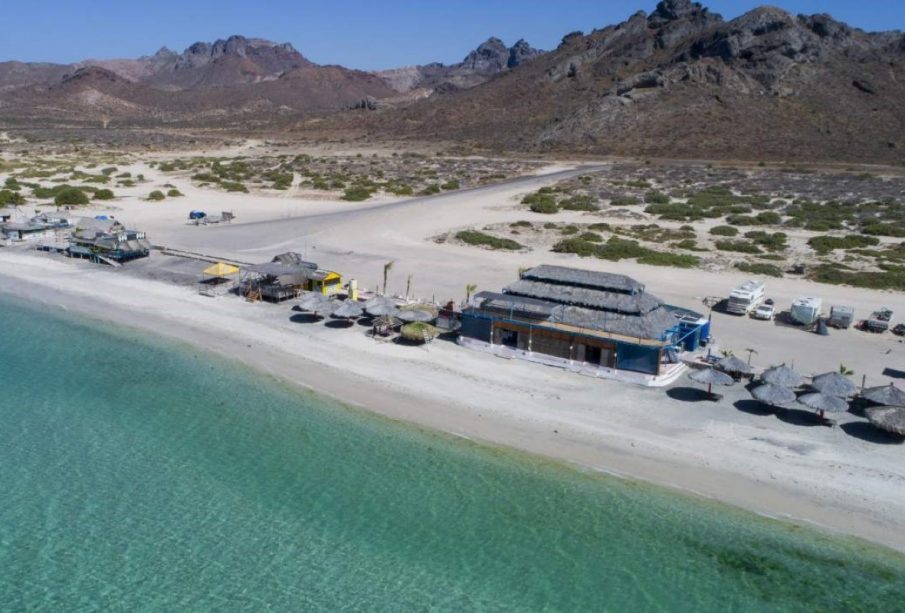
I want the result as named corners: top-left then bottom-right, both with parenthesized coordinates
top-left (456, 230), bottom-right (522, 250)
top-left (529, 200), bottom-right (559, 214)
top-left (861, 223), bottom-right (905, 238)
top-left (715, 240), bottom-right (761, 254)
top-left (809, 264), bottom-right (905, 291)
top-left (735, 262), bottom-right (784, 277)
top-left (419, 184), bottom-right (441, 196)
top-left (560, 225), bottom-right (579, 235)
top-left (147, 190), bottom-right (166, 201)
top-left (552, 238), bottom-right (599, 257)
top-left (54, 188), bottom-right (89, 205)
top-left (644, 190), bottom-right (670, 204)
top-left (441, 180), bottom-right (460, 190)
top-left (636, 252), bottom-right (700, 268)
top-left (222, 181), bottom-right (248, 193)
top-left (577, 231), bottom-right (603, 243)
top-left (523, 192), bottom-right (558, 214)
top-left (0, 189), bottom-right (25, 205)
top-left (167, 189), bottom-right (184, 197)
top-left (559, 195), bottom-right (599, 211)
top-left (744, 230), bottom-right (787, 252)
top-left (610, 195), bottom-right (641, 206)
top-left (93, 189), bottom-right (115, 200)
top-left (342, 185), bottom-right (373, 201)
top-left (808, 235), bottom-right (880, 255)
top-left (709, 225), bottom-right (739, 237)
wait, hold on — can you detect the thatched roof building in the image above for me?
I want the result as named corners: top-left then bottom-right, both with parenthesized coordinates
top-left (459, 265), bottom-right (709, 378)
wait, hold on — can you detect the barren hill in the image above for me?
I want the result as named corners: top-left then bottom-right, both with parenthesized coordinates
top-left (326, 0), bottom-right (905, 163)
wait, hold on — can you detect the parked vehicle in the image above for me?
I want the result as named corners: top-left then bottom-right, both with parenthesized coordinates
top-left (867, 308), bottom-right (894, 333)
top-left (752, 303), bottom-right (775, 321)
top-left (726, 280), bottom-right (765, 315)
top-left (790, 296), bottom-right (823, 326)
top-left (892, 324), bottom-right (905, 337)
top-left (828, 305), bottom-right (854, 329)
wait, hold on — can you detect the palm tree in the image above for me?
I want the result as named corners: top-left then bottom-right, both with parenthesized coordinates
top-left (839, 363), bottom-right (855, 376)
top-left (405, 274), bottom-right (413, 299)
top-left (382, 260), bottom-right (394, 296)
top-left (465, 283), bottom-right (478, 305)
top-left (745, 348), bottom-right (758, 365)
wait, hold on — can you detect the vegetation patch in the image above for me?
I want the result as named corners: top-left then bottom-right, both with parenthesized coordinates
top-left (735, 262), bottom-right (784, 277)
top-left (456, 230), bottom-right (523, 251)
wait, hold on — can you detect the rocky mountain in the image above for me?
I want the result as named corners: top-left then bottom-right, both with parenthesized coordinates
top-left (375, 37), bottom-right (544, 94)
top-left (83, 35), bottom-right (313, 89)
top-left (0, 36), bottom-right (393, 126)
top-left (332, 0), bottom-right (905, 163)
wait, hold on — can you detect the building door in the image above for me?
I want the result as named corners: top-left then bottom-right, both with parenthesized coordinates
top-left (585, 345), bottom-right (602, 365)
top-left (499, 329), bottom-right (519, 348)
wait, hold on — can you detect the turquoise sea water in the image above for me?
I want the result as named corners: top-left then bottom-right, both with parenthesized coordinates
top-left (1, 294), bottom-right (904, 611)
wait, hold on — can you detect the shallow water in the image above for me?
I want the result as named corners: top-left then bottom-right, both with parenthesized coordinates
top-left (1, 293), bottom-right (904, 611)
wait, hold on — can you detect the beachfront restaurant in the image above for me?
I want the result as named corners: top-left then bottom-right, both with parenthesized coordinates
top-left (458, 265), bottom-right (709, 385)
top-left (68, 217), bottom-right (151, 264)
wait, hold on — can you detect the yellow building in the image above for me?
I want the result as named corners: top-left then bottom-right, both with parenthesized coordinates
top-left (307, 270), bottom-right (342, 296)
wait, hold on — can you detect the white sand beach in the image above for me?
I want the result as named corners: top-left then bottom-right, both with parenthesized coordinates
top-left (3, 155), bottom-right (905, 551)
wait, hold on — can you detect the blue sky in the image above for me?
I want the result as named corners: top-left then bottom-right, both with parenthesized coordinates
top-left (3, 1), bottom-right (903, 69)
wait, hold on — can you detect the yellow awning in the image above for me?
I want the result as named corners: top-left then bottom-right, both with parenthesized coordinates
top-left (203, 262), bottom-right (240, 277)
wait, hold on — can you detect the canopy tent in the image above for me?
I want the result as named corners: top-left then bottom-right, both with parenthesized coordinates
top-left (809, 372), bottom-right (857, 398)
top-left (202, 262), bottom-right (240, 278)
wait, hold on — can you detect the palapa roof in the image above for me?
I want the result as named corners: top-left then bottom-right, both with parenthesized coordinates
top-left (860, 384), bottom-right (905, 406)
top-left (716, 355), bottom-right (754, 375)
top-left (866, 406), bottom-right (905, 436)
top-left (688, 367), bottom-right (734, 386)
top-left (809, 372), bottom-right (857, 398)
top-left (271, 252), bottom-right (317, 269)
top-left (472, 263), bottom-right (703, 342)
top-left (521, 264), bottom-right (644, 294)
top-left (761, 365), bottom-right (804, 388)
top-left (74, 217), bottom-right (122, 238)
top-left (797, 392), bottom-right (849, 413)
top-left (505, 279), bottom-right (661, 315)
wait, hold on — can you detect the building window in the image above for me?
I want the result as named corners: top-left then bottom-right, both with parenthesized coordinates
top-left (499, 329), bottom-right (518, 348)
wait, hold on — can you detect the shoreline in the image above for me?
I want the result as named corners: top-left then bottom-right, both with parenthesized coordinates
top-left (3, 251), bottom-right (905, 555)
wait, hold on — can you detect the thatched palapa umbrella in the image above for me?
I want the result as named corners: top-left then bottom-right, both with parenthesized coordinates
top-left (332, 301), bottom-right (364, 319)
top-left (397, 308), bottom-right (435, 323)
top-left (688, 367), bottom-right (734, 399)
top-left (365, 299), bottom-right (400, 317)
top-left (373, 314), bottom-right (402, 329)
top-left (400, 322), bottom-right (440, 343)
top-left (797, 392), bottom-right (848, 420)
top-left (761, 365), bottom-right (804, 388)
top-left (298, 292), bottom-right (335, 318)
top-left (751, 383), bottom-right (796, 407)
top-left (809, 372), bottom-right (857, 398)
top-left (715, 355), bottom-right (754, 377)
top-left (860, 384), bottom-right (905, 407)
top-left (865, 406), bottom-right (905, 437)
top-left (298, 292), bottom-right (330, 310)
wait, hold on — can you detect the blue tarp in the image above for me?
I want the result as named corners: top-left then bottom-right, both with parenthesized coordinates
top-left (189, 210), bottom-right (207, 219)
top-left (94, 215), bottom-right (109, 220)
